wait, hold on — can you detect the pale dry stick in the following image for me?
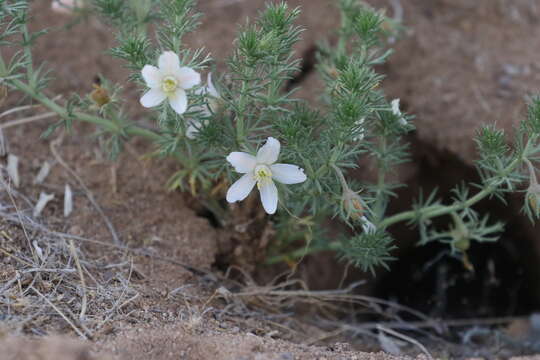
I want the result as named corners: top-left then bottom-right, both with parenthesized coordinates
top-left (60, 233), bottom-right (212, 278)
top-left (0, 172), bottom-right (36, 208)
top-left (80, 263), bottom-right (100, 288)
top-left (0, 104), bottom-right (41, 118)
top-left (29, 285), bottom-right (88, 339)
top-left (0, 273), bottom-right (21, 295)
top-left (93, 260), bottom-right (137, 333)
top-left (113, 258), bottom-right (134, 311)
top-left (0, 246), bottom-right (33, 267)
top-left (50, 134), bottom-right (121, 245)
top-left (118, 293), bottom-right (140, 310)
top-left (2, 180), bottom-right (37, 261)
top-left (61, 305), bottom-right (94, 339)
top-left (357, 315), bottom-right (528, 331)
top-left (0, 205), bottom-right (214, 278)
top-left (0, 95), bottom-right (62, 119)
top-left (304, 328), bottom-right (347, 346)
top-left (23, 268), bottom-right (75, 273)
top-left (389, 0), bottom-right (404, 22)
top-left (68, 239), bottom-right (88, 321)
top-left (377, 325), bottom-right (434, 360)
top-left (338, 261), bottom-right (353, 290)
top-left (227, 284), bottom-right (442, 334)
top-left (0, 112), bottom-right (57, 130)
top-left (0, 128), bottom-right (7, 156)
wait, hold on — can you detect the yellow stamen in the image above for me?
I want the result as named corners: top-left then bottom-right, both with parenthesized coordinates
top-left (161, 76), bottom-right (178, 94)
top-left (254, 165), bottom-right (272, 189)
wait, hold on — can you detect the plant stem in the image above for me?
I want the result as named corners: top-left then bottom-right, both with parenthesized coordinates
top-left (374, 137), bottom-right (387, 218)
top-left (271, 146), bottom-right (528, 264)
top-left (266, 241), bottom-right (342, 264)
top-left (11, 79), bottom-right (161, 142)
top-left (379, 153), bottom-right (525, 228)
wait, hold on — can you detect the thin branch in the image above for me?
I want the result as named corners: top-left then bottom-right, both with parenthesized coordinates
top-left (0, 112), bottom-right (57, 130)
top-left (29, 286), bottom-right (88, 339)
top-left (50, 134), bottom-right (122, 246)
top-left (377, 325), bottom-right (434, 360)
top-left (69, 239), bottom-right (88, 321)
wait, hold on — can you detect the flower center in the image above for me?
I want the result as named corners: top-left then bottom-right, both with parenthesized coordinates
top-left (254, 165), bottom-right (272, 188)
top-left (161, 76), bottom-right (178, 94)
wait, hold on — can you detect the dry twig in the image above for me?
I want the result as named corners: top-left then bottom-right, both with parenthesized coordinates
top-left (50, 134), bottom-right (121, 245)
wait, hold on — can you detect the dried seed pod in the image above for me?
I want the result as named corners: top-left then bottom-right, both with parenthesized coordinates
top-left (342, 188), bottom-right (364, 221)
top-left (332, 164), bottom-right (365, 221)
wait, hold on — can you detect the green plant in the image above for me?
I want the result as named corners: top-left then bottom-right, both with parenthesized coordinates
top-left (3, 0), bottom-right (540, 274)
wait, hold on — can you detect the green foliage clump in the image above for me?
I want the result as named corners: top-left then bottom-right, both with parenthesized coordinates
top-left (2, 0), bottom-right (540, 273)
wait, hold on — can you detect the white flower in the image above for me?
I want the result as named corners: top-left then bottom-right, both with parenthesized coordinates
top-left (140, 51), bottom-right (201, 115)
top-left (226, 137), bottom-right (307, 214)
top-left (391, 98), bottom-right (407, 126)
top-left (186, 73), bottom-right (220, 139)
top-left (51, 0), bottom-right (80, 14)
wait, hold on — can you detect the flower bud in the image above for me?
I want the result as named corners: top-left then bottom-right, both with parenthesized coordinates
top-left (90, 84), bottom-right (110, 107)
top-left (524, 159), bottom-right (540, 218)
top-left (449, 213), bottom-right (470, 253)
top-left (332, 164), bottom-right (365, 221)
top-left (342, 187), bottom-right (364, 221)
top-left (452, 234), bottom-right (470, 252)
top-left (526, 184), bottom-right (540, 217)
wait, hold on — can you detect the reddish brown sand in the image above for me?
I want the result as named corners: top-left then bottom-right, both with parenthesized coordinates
top-left (2, 0), bottom-right (540, 359)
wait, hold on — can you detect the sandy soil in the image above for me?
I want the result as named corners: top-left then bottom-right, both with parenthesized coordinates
top-left (2, 0), bottom-right (540, 359)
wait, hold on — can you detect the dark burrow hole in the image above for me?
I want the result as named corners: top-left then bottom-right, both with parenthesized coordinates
top-left (200, 40), bottom-right (540, 331)
top-left (285, 45), bottom-right (318, 92)
top-left (195, 207), bottom-right (222, 228)
top-left (375, 135), bottom-right (540, 320)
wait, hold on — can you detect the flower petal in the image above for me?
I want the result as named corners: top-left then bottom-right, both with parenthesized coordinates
top-left (256, 137), bottom-right (280, 164)
top-left (141, 65), bottom-right (162, 88)
top-left (207, 73), bottom-right (219, 98)
top-left (391, 98), bottom-right (401, 116)
top-left (259, 180), bottom-right (278, 214)
top-left (176, 67), bottom-right (201, 89)
top-left (158, 51), bottom-right (181, 74)
top-left (226, 152), bottom-right (256, 173)
top-left (270, 163), bottom-right (307, 184)
top-left (226, 173), bottom-right (256, 203)
top-left (168, 88), bottom-right (188, 115)
top-left (140, 88), bottom-right (166, 108)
